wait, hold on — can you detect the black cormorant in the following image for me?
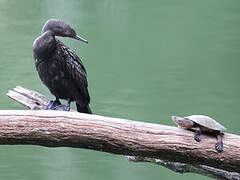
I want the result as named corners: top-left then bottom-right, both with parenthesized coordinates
top-left (33, 19), bottom-right (92, 114)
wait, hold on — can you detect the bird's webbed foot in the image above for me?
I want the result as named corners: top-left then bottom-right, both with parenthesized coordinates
top-left (53, 105), bottom-right (70, 111)
top-left (53, 99), bottom-right (71, 111)
top-left (45, 99), bottom-right (62, 110)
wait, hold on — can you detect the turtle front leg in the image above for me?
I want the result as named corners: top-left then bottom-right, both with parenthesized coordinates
top-left (215, 133), bottom-right (224, 153)
top-left (194, 127), bottom-right (202, 142)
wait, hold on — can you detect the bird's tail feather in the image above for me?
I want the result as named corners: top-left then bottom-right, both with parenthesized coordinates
top-left (76, 103), bottom-right (92, 114)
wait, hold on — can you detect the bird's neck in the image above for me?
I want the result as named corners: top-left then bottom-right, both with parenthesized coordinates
top-left (33, 30), bottom-right (56, 59)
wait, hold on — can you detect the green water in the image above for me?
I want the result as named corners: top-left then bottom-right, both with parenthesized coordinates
top-left (0, 0), bottom-right (239, 179)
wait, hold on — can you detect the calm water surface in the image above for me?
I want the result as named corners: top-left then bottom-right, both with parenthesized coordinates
top-left (0, 0), bottom-right (240, 180)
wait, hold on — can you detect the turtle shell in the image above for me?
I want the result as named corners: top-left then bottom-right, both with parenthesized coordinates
top-left (185, 115), bottom-right (226, 132)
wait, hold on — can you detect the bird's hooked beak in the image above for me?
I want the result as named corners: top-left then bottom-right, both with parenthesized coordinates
top-left (74, 35), bottom-right (88, 44)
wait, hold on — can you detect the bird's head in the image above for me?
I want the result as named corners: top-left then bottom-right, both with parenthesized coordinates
top-left (41, 19), bottom-right (88, 44)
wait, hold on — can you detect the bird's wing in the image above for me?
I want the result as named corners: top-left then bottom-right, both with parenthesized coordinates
top-left (60, 43), bottom-right (90, 103)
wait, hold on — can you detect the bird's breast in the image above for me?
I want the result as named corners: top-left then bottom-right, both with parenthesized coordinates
top-left (37, 58), bottom-right (65, 86)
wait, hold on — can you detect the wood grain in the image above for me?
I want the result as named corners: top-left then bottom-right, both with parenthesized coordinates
top-left (0, 109), bottom-right (239, 173)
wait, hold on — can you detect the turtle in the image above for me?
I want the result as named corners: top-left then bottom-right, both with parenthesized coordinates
top-left (171, 115), bottom-right (226, 153)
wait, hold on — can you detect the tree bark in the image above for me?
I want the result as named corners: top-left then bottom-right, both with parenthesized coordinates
top-left (127, 156), bottom-right (240, 180)
top-left (5, 86), bottom-right (240, 178)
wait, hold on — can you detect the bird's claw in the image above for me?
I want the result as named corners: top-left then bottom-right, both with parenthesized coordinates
top-left (45, 100), bottom-right (62, 110)
top-left (53, 104), bottom-right (70, 111)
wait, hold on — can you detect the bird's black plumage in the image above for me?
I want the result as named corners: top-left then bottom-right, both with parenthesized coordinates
top-left (33, 19), bottom-right (92, 114)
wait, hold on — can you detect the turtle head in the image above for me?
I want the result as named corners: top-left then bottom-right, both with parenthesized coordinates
top-left (171, 116), bottom-right (194, 128)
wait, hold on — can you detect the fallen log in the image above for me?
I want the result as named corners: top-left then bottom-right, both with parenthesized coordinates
top-left (5, 86), bottom-right (240, 179)
top-left (127, 156), bottom-right (240, 180)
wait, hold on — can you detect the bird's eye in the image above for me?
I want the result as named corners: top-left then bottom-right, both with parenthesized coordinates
top-left (71, 29), bottom-right (76, 36)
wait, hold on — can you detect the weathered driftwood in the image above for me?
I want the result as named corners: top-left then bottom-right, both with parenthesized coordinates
top-left (7, 86), bottom-right (49, 110)
top-left (127, 156), bottom-right (240, 180)
top-left (5, 86), bottom-right (240, 179)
